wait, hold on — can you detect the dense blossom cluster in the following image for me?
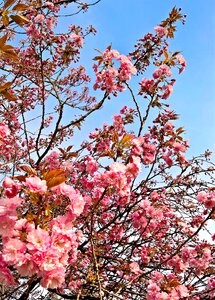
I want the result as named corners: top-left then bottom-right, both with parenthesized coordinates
top-left (139, 58), bottom-right (186, 100)
top-left (0, 177), bottom-right (85, 288)
top-left (93, 49), bottom-right (136, 94)
top-left (0, 1), bottom-right (214, 300)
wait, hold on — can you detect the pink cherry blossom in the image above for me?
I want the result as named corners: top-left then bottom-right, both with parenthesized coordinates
top-left (3, 177), bottom-right (21, 198)
top-left (197, 191), bottom-right (207, 203)
top-left (162, 151), bottom-right (173, 167)
top-left (173, 142), bottom-right (187, 152)
top-left (14, 218), bottom-right (35, 234)
top-left (86, 156), bottom-right (98, 175)
top-left (161, 84), bottom-right (174, 99)
top-left (197, 191), bottom-right (215, 209)
top-left (3, 238), bottom-right (26, 265)
top-left (0, 265), bottom-right (15, 286)
top-left (16, 253), bottom-right (36, 276)
top-left (40, 267), bottom-right (66, 289)
top-left (0, 122), bottom-right (10, 139)
top-left (0, 215), bottom-right (16, 237)
top-left (126, 156), bottom-right (141, 177)
top-left (130, 261), bottom-right (140, 274)
top-left (93, 49), bottom-right (136, 93)
top-left (142, 143), bottom-right (156, 164)
top-left (164, 121), bottom-right (174, 131)
top-left (207, 277), bottom-right (215, 297)
top-left (171, 285), bottom-right (189, 298)
top-left (45, 1), bottom-right (55, 10)
top-left (139, 78), bottom-right (155, 95)
top-left (27, 227), bottom-right (51, 251)
top-left (0, 197), bottom-right (22, 237)
top-left (34, 14), bottom-right (45, 24)
top-left (25, 177), bottom-right (47, 194)
top-left (177, 54), bottom-right (187, 73)
top-left (69, 192), bottom-right (85, 217)
top-left (154, 25), bottom-right (168, 37)
top-left (2, 177), bottom-right (14, 189)
top-left (70, 34), bottom-right (84, 47)
top-left (153, 64), bottom-right (172, 79)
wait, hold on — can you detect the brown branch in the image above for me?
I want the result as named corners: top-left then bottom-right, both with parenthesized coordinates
top-left (19, 279), bottom-right (40, 300)
top-left (47, 289), bottom-right (100, 300)
top-left (36, 93), bottom-right (108, 165)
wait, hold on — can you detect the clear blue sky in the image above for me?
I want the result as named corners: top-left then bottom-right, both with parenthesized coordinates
top-left (62, 0), bottom-right (215, 157)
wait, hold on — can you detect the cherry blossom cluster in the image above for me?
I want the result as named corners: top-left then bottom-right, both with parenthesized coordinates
top-left (139, 57), bottom-right (186, 101)
top-left (146, 275), bottom-right (189, 300)
top-left (197, 191), bottom-right (215, 209)
top-left (2, 216), bottom-right (80, 289)
top-left (93, 48), bottom-right (136, 94)
top-left (0, 174), bottom-right (86, 288)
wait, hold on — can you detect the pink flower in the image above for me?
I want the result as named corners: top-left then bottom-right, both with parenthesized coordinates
top-left (45, 151), bottom-right (60, 169)
top-left (55, 183), bottom-right (86, 217)
top-left (131, 136), bottom-right (145, 155)
top-left (26, 24), bottom-right (40, 38)
top-left (154, 26), bottom-right (168, 37)
top-left (150, 191), bottom-right (160, 202)
top-left (197, 191), bottom-right (207, 203)
top-left (40, 267), bottom-right (65, 289)
top-left (0, 215), bottom-right (16, 237)
top-left (164, 121), bottom-right (174, 131)
top-left (0, 197), bottom-right (22, 214)
top-left (93, 49), bottom-right (136, 94)
top-left (38, 248), bottom-right (62, 272)
top-left (68, 190), bottom-right (85, 217)
top-left (130, 262), bottom-right (140, 274)
top-left (142, 143), bottom-right (156, 165)
top-left (111, 49), bottom-right (120, 59)
top-left (0, 266), bottom-right (15, 286)
top-left (25, 176), bottom-right (47, 194)
top-left (70, 34), bottom-right (84, 47)
top-left (2, 177), bottom-right (14, 189)
top-left (173, 142), bottom-right (187, 152)
top-left (126, 156), bottom-right (141, 177)
top-left (168, 255), bottom-right (188, 273)
top-left (0, 197), bottom-right (22, 237)
top-left (197, 191), bottom-right (215, 209)
top-left (173, 285), bottom-right (189, 298)
top-left (207, 277), bottom-right (215, 297)
top-left (14, 218), bottom-right (35, 233)
top-left (16, 253), bottom-right (36, 276)
top-left (176, 54), bottom-right (187, 73)
top-left (51, 233), bottom-right (71, 253)
top-left (110, 162), bottom-right (126, 173)
top-left (153, 64), bottom-right (172, 79)
top-left (161, 84), bottom-right (173, 99)
top-left (3, 238), bottom-right (26, 265)
top-left (45, 1), bottom-right (55, 10)
top-left (86, 157), bottom-right (98, 175)
top-left (103, 49), bottom-right (120, 60)
top-left (178, 153), bottom-right (188, 166)
top-left (151, 271), bottom-right (164, 282)
top-left (204, 193), bottom-right (215, 209)
top-left (0, 122), bottom-right (10, 139)
top-left (46, 17), bottom-right (54, 30)
top-left (34, 14), bottom-right (45, 24)
top-left (3, 177), bottom-right (21, 198)
top-left (27, 227), bottom-right (51, 251)
top-left (162, 151), bottom-right (173, 167)
top-left (119, 55), bottom-right (136, 80)
top-left (139, 78), bottom-right (155, 95)
top-left (147, 280), bottom-right (161, 300)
